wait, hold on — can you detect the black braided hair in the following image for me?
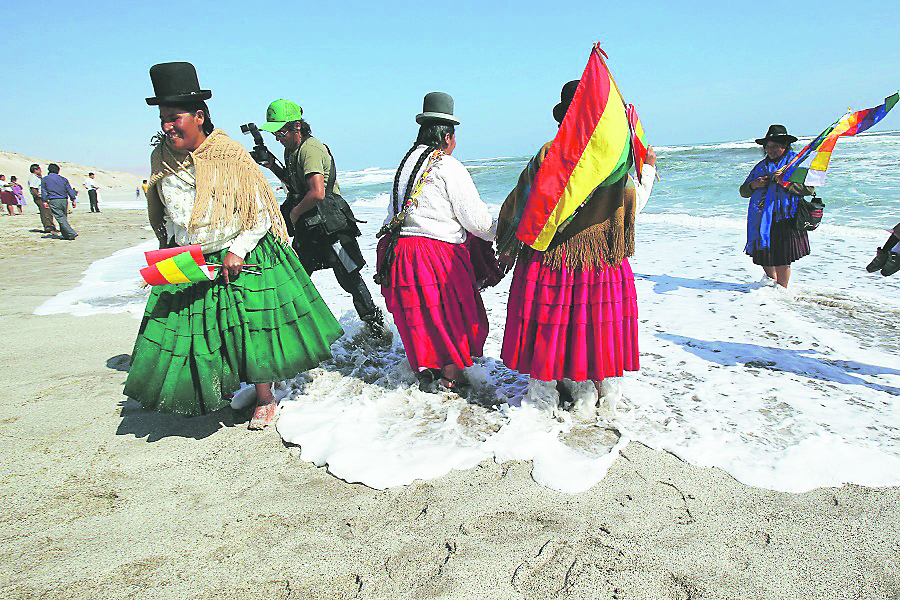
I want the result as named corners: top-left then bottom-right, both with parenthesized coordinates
top-left (416, 123), bottom-right (454, 148)
top-left (392, 144), bottom-right (418, 209)
top-left (391, 123), bottom-right (454, 213)
top-left (392, 144), bottom-right (436, 214)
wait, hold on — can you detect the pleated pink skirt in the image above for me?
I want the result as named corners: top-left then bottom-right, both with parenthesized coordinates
top-left (502, 249), bottom-right (639, 382)
top-left (379, 236), bottom-right (488, 371)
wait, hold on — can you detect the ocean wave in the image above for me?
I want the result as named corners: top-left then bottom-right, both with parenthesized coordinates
top-left (639, 212), bottom-right (745, 231)
top-left (657, 130), bottom-right (899, 155)
top-left (350, 192), bottom-right (390, 208)
top-left (339, 167), bottom-right (395, 187)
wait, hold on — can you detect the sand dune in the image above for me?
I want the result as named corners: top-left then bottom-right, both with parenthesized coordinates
top-left (0, 150), bottom-right (141, 192)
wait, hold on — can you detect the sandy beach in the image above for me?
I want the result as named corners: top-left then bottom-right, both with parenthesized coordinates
top-left (1, 198), bottom-right (899, 599)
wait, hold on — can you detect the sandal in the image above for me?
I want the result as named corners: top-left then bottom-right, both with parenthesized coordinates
top-left (248, 402), bottom-right (276, 430)
top-left (416, 368), bottom-right (442, 393)
top-left (439, 376), bottom-right (470, 399)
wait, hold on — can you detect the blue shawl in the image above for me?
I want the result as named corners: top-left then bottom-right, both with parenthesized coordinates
top-left (744, 150), bottom-right (799, 253)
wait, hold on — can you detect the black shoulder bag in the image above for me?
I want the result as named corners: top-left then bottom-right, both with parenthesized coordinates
top-left (293, 143), bottom-right (362, 238)
top-left (792, 193), bottom-right (824, 231)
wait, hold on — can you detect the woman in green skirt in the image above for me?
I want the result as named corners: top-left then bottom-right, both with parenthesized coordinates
top-left (124, 62), bottom-right (343, 428)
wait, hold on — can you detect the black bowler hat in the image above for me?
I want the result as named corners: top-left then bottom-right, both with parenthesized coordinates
top-left (416, 92), bottom-right (460, 125)
top-left (146, 62), bottom-right (212, 106)
top-left (755, 124), bottom-right (797, 145)
top-left (553, 80), bottom-right (580, 124)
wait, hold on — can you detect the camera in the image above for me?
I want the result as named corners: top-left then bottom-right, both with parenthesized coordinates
top-left (241, 122), bottom-right (289, 187)
top-left (240, 122), bottom-right (271, 164)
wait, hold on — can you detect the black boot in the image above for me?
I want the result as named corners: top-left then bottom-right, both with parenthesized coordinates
top-left (866, 247), bottom-right (890, 272)
top-left (881, 252), bottom-right (900, 277)
top-left (363, 307), bottom-right (386, 337)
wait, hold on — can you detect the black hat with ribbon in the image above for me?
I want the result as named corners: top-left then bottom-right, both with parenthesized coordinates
top-left (146, 62), bottom-right (212, 106)
top-left (755, 124), bottom-right (797, 145)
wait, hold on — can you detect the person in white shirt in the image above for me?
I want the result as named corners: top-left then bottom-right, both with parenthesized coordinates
top-left (83, 172), bottom-right (100, 212)
top-left (376, 92), bottom-right (496, 395)
top-left (28, 164), bottom-right (57, 232)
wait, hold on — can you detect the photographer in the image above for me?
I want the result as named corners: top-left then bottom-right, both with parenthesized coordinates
top-left (255, 99), bottom-right (384, 336)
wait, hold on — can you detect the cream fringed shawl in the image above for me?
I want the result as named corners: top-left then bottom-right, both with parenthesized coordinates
top-left (145, 129), bottom-right (288, 247)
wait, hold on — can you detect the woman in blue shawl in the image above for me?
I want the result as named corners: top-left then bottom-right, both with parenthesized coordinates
top-left (740, 124), bottom-right (816, 288)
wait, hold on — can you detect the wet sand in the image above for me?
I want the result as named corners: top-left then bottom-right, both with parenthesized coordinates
top-left (1, 200), bottom-right (898, 599)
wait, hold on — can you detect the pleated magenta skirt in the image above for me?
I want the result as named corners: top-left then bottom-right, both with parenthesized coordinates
top-left (379, 235), bottom-right (488, 371)
top-left (502, 249), bottom-right (639, 382)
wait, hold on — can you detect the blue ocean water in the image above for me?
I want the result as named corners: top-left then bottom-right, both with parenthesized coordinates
top-left (340, 130), bottom-right (900, 231)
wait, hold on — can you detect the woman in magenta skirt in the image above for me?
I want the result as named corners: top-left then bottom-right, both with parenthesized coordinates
top-left (376, 92), bottom-right (496, 393)
top-left (497, 80), bottom-right (655, 419)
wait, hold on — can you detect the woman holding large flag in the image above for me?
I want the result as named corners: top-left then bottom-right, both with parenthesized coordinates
top-left (497, 58), bottom-right (656, 420)
top-left (376, 92), bottom-right (496, 394)
top-left (741, 125), bottom-right (816, 288)
top-left (124, 62), bottom-right (343, 427)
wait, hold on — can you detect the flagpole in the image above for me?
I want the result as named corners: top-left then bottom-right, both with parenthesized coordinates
top-left (593, 43), bottom-right (660, 182)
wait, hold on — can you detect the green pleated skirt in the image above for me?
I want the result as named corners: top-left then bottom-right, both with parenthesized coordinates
top-left (124, 233), bottom-right (344, 416)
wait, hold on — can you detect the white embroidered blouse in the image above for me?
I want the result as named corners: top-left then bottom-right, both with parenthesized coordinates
top-left (384, 145), bottom-right (496, 244)
top-left (159, 165), bottom-right (271, 257)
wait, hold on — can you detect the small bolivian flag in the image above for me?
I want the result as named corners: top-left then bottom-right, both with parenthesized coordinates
top-left (140, 244), bottom-right (217, 285)
top-left (516, 43), bottom-right (632, 251)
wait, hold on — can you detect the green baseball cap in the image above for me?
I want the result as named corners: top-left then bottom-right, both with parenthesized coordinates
top-left (259, 98), bottom-right (303, 132)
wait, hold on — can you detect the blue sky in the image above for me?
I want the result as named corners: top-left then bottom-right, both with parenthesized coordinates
top-left (2, 0), bottom-right (898, 174)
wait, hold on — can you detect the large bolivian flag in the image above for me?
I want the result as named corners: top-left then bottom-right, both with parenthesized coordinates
top-left (140, 244), bottom-right (217, 285)
top-left (516, 44), bottom-right (632, 251)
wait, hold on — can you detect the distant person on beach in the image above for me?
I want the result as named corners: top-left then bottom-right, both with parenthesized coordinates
top-left (375, 92), bottom-right (496, 395)
top-left (39, 164), bottom-right (78, 239)
top-left (256, 98), bottom-right (385, 336)
top-left (740, 125), bottom-right (816, 288)
top-left (496, 80), bottom-right (656, 420)
top-left (0, 175), bottom-right (17, 216)
top-left (28, 164), bottom-right (58, 233)
top-left (10, 176), bottom-right (25, 214)
top-left (136, 179), bottom-right (147, 199)
top-left (83, 172), bottom-right (100, 212)
top-left (124, 61), bottom-right (342, 429)
top-left (865, 222), bottom-right (900, 276)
